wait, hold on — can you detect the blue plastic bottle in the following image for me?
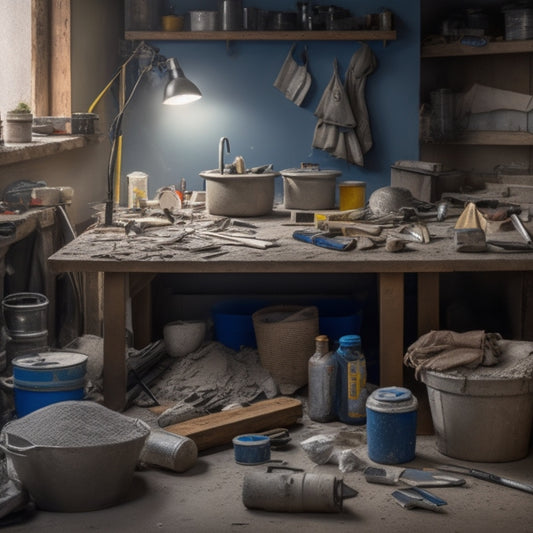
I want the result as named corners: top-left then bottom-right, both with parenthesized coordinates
top-left (334, 334), bottom-right (367, 425)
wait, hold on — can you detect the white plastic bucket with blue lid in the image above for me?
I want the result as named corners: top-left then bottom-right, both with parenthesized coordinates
top-left (366, 386), bottom-right (418, 464)
top-left (12, 351), bottom-right (88, 417)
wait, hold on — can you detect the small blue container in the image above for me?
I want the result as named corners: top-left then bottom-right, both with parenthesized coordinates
top-left (366, 386), bottom-right (418, 464)
top-left (12, 351), bottom-right (88, 417)
top-left (232, 434), bottom-right (271, 465)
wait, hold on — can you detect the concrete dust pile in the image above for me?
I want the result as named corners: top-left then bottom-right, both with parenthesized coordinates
top-left (134, 342), bottom-right (279, 427)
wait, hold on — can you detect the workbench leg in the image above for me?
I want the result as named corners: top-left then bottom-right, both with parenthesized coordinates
top-left (379, 272), bottom-right (404, 387)
top-left (417, 272), bottom-right (440, 336)
top-left (103, 272), bottom-right (128, 411)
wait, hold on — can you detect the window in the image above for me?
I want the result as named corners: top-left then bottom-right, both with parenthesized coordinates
top-left (0, 0), bottom-right (70, 116)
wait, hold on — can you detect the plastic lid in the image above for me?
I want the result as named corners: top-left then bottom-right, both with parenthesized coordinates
top-left (339, 334), bottom-right (361, 347)
top-left (12, 351), bottom-right (88, 369)
top-left (339, 181), bottom-right (366, 186)
top-left (366, 386), bottom-right (418, 413)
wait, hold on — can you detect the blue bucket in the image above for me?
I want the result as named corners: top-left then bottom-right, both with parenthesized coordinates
top-left (12, 351), bottom-right (88, 417)
top-left (366, 387), bottom-right (418, 464)
top-left (232, 434), bottom-right (271, 465)
top-left (314, 299), bottom-right (362, 344)
top-left (212, 299), bottom-right (268, 351)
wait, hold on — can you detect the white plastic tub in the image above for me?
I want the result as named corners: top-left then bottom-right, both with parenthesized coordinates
top-left (421, 340), bottom-right (533, 462)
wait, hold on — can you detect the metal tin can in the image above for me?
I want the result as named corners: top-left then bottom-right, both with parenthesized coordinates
top-left (140, 430), bottom-right (198, 472)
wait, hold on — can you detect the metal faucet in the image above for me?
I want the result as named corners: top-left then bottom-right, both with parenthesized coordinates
top-left (219, 137), bottom-right (230, 174)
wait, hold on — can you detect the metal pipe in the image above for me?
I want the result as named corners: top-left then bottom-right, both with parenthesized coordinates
top-left (219, 137), bottom-right (230, 174)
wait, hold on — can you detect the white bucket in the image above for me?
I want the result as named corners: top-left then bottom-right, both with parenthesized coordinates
top-left (421, 341), bottom-right (533, 462)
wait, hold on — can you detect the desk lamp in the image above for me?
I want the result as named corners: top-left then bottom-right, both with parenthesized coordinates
top-left (88, 41), bottom-right (202, 225)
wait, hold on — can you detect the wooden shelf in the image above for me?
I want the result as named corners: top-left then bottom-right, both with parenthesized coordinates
top-left (422, 39), bottom-right (533, 58)
top-left (423, 131), bottom-right (533, 146)
top-left (125, 29), bottom-right (397, 42)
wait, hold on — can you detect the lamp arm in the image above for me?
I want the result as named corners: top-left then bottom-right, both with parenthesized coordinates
top-left (87, 41), bottom-right (157, 113)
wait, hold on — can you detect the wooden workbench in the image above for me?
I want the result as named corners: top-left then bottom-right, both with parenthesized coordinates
top-left (48, 209), bottom-right (533, 411)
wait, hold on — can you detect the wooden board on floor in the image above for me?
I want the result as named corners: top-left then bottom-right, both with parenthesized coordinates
top-left (163, 397), bottom-right (303, 451)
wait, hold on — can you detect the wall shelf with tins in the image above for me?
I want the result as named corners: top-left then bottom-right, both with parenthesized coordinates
top-left (125, 30), bottom-right (397, 42)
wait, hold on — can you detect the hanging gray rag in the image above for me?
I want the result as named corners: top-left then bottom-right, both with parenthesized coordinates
top-left (274, 43), bottom-right (311, 107)
top-left (312, 59), bottom-right (363, 165)
top-left (344, 42), bottom-right (377, 156)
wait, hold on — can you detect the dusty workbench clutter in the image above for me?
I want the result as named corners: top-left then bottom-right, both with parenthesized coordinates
top-left (0, 304), bottom-right (532, 528)
top-left (47, 181), bottom-right (533, 414)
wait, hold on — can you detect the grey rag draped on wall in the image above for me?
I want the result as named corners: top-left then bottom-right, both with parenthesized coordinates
top-left (273, 43), bottom-right (311, 107)
top-left (312, 43), bottom-right (377, 166)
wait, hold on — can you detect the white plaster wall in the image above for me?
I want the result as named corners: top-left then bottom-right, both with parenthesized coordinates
top-left (0, 0), bottom-right (123, 228)
top-left (0, 0), bottom-right (32, 114)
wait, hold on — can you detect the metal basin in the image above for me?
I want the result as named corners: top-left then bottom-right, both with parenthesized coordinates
top-left (199, 170), bottom-right (280, 217)
top-left (280, 169), bottom-right (341, 210)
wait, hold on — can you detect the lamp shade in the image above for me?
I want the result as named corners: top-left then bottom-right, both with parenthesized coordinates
top-left (163, 58), bottom-right (202, 105)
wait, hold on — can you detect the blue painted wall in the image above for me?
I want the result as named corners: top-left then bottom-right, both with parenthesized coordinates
top-left (120, 0), bottom-right (420, 204)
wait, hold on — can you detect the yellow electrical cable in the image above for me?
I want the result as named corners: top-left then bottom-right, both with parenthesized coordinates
top-left (87, 70), bottom-right (121, 113)
top-left (114, 135), bottom-right (123, 206)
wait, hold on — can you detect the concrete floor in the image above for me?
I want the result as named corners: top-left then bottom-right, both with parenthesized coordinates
top-left (3, 402), bottom-right (533, 533)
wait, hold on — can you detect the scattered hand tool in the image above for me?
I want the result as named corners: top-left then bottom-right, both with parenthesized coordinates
top-left (435, 464), bottom-right (533, 495)
top-left (201, 231), bottom-right (276, 250)
top-left (392, 487), bottom-right (447, 512)
top-left (364, 466), bottom-right (465, 487)
top-left (257, 428), bottom-right (291, 449)
top-left (292, 230), bottom-right (356, 251)
top-left (510, 213), bottom-right (533, 246)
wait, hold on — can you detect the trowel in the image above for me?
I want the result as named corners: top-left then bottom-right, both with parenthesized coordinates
top-left (392, 487), bottom-right (447, 512)
top-left (364, 466), bottom-right (465, 487)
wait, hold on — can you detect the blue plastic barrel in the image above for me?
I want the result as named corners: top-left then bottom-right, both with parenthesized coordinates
top-left (366, 386), bottom-right (418, 464)
top-left (12, 351), bottom-right (88, 417)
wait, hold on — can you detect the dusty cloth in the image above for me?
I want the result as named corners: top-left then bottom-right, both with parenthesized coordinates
top-left (344, 42), bottom-right (377, 156)
top-left (273, 43), bottom-right (311, 106)
top-left (312, 58), bottom-right (364, 165)
top-left (404, 330), bottom-right (502, 379)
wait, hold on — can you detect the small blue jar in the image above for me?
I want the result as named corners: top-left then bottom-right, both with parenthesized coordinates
top-left (366, 386), bottom-right (418, 464)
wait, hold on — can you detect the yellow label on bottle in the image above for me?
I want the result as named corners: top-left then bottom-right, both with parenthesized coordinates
top-left (347, 361), bottom-right (364, 400)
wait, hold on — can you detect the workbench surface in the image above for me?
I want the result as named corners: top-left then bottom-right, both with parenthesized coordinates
top-left (48, 208), bottom-right (533, 273)
top-left (48, 207), bottom-right (533, 411)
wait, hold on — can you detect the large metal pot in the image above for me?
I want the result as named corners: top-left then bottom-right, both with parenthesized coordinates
top-left (0, 401), bottom-right (150, 512)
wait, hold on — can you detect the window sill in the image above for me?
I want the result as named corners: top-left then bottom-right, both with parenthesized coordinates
top-left (0, 134), bottom-right (103, 167)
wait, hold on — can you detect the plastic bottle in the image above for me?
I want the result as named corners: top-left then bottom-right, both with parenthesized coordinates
top-left (334, 334), bottom-right (367, 425)
top-left (308, 335), bottom-right (336, 422)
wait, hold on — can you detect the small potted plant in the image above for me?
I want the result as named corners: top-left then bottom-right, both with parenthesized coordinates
top-left (5, 102), bottom-right (33, 143)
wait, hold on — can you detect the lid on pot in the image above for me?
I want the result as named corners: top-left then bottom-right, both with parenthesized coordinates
top-left (366, 386), bottom-right (418, 413)
top-left (12, 351), bottom-right (88, 370)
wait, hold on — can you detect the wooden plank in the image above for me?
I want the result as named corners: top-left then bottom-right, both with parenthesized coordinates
top-left (422, 39), bottom-right (533, 58)
top-left (379, 272), bottom-right (404, 387)
top-left (50, 0), bottom-right (71, 116)
top-left (163, 397), bottom-right (303, 451)
top-left (125, 30), bottom-right (397, 42)
top-left (32, 0), bottom-right (50, 115)
top-left (103, 272), bottom-right (128, 411)
top-left (417, 272), bottom-right (439, 336)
